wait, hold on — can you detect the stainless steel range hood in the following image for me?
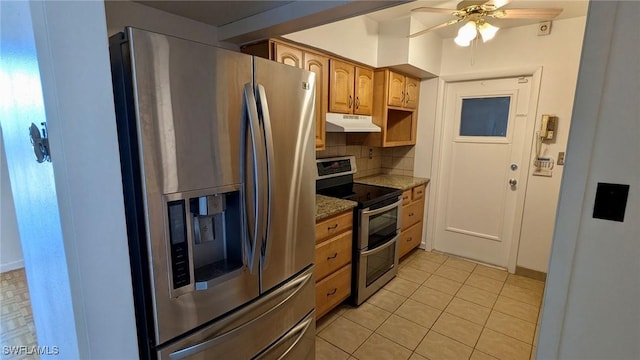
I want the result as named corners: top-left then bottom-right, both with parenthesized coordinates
top-left (325, 113), bottom-right (381, 132)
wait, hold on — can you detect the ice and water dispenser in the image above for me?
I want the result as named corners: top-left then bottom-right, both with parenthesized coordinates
top-left (166, 188), bottom-right (244, 293)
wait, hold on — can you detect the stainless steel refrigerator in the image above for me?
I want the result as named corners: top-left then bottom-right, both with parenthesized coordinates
top-left (109, 27), bottom-right (316, 359)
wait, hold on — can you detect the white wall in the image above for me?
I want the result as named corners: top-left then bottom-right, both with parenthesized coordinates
top-left (284, 16), bottom-right (379, 67)
top-left (104, 0), bottom-right (228, 48)
top-left (434, 17), bottom-right (587, 272)
top-left (539, 1), bottom-right (639, 357)
top-left (0, 130), bottom-right (23, 272)
top-left (377, 18), bottom-right (410, 68)
top-left (28, 1), bottom-right (138, 357)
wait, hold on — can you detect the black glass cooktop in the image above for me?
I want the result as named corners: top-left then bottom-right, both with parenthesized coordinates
top-left (318, 182), bottom-right (402, 209)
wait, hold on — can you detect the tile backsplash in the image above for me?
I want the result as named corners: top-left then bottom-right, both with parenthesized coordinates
top-left (317, 133), bottom-right (415, 179)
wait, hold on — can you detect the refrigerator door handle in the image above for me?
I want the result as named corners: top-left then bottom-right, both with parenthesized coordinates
top-left (243, 83), bottom-right (264, 274)
top-left (168, 270), bottom-right (313, 360)
top-left (254, 314), bottom-right (314, 360)
top-left (256, 84), bottom-right (275, 264)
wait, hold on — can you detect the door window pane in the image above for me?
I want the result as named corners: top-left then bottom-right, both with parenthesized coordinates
top-left (460, 97), bottom-right (510, 137)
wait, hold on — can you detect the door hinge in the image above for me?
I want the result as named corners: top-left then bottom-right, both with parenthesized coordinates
top-left (29, 122), bottom-right (51, 163)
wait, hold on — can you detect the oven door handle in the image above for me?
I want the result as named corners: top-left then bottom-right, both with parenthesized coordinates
top-left (361, 234), bottom-right (399, 256)
top-left (361, 198), bottom-right (402, 217)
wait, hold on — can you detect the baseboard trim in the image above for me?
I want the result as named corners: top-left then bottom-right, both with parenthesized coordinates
top-left (0, 260), bottom-right (25, 273)
top-left (515, 266), bottom-right (547, 281)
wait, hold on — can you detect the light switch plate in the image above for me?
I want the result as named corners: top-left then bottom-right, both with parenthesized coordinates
top-left (593, 183), bottom-right (630, 222)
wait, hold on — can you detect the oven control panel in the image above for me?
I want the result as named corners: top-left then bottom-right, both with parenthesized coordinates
top-left (316, 156), bottom-right (357, 180)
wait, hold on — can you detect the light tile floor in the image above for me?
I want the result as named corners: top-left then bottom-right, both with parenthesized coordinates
top-left (316, 250), bottom-right (544, 360)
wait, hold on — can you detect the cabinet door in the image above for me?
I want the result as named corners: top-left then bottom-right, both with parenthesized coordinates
top-left (354, 67), bottom-right (373, 115)
top-left (274, 42), bottom-right (303, 68)
top-left (402, 198), bottom-right (424, 230)
top-left (387, 71), bottom-right (405, 107)
top-left (404, 76), bottom-right (420, 109)
top-left (399, 222), bottom-right (422, 258)
top-left (304, 51), bottom-right (328, 150)
top-left (329, 59), bottom-right (354, 114)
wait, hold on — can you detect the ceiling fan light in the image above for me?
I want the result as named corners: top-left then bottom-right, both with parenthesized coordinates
top-left (458, 20), bottom-right (478, 42)
top-left (454, 35), bottom-right (472, 47)
top-left (478, 21), bottom-right (499, 42)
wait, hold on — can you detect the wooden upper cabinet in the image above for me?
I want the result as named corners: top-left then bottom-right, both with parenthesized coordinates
top-left (304, 51), bottom-right (328, 150)
top-left (387, 71), bottom-right (406, 107)
top-left (329, 59), bottom-right (355, 114)
top-left (354, 67), bottom-right (373, 115)
top-left (329, 59), bottom-right (373, 116)
top-left (404, 76), bottom-right (419, 109)
top-left (348, 68), bottom-right (420, 147)
top-left (387, 70), bottom-right (420, 109)
top-left (274, 42), bottom-right (303, 68)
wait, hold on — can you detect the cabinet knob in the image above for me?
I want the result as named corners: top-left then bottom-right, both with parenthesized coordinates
top-left (403, 195), bottom-right (409, 200)
top-left (328, 224), bottom-right (339, 231)
top-left (348, 95), bottom-right (353, 109)
top-left (409, 212), bottom-right (414, 217)
top-left (327, 252), bottom-right (338, 260)
top-left (406, 237), bottom-right (412, 242)
top-left (327, 288), bottom-right (337, 296)
top-left (355, 96), bottom-right (360, 110)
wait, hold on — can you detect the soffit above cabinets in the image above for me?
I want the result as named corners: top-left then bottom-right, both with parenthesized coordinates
top-left (131, 0), bottom-right (406, 44)
top-left (135, 1), bottom-right (294, 27)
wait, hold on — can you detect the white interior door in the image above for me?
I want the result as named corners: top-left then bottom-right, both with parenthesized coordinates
top-left (434, 77), bottom-right (533, 267)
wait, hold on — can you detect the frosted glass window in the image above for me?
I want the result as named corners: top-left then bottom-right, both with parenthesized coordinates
top-left (460, 97), bottom-right (510, 137)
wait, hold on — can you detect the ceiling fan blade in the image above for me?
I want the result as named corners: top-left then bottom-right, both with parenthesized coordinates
top-left (491, 8), bottom-right (563, 19)
top-left (408, 18), bottom-right (464, 38)
top-left (411, 7), bottom-right (458, 14)
top-left (482, 0), bottom-right (512, 10)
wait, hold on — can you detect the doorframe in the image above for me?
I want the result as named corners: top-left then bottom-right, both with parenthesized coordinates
top-left (425, 67), bottom-right (543, 272)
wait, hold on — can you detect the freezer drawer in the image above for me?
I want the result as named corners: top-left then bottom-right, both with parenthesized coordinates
top-left (255, 311), bottom-right (315, 360)
top-left (158, 266), bottom-right (314, 360)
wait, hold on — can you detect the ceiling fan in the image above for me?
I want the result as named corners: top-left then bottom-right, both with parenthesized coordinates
top-left (409, 0), bottom-right (562, 46)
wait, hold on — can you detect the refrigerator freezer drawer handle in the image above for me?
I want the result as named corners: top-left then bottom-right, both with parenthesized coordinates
top-left (256, 84), bottom-right (275, 263)
top-left (254, 315), bottom-right (314, 360)
top-left (168, 271), bottom-right (313, 360)
top-left (243, 83), bottom-right (262, 274)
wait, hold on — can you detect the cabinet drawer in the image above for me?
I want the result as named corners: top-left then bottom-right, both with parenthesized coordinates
top-left (315, 231), bottom-right (352, 281)
top-left (399, 222), bottom-right (422, 258)
top-left (412, 184), bottom-right (426, 201)
top-left (401, 189), bottom-right (412, 205)
top-left (315, 265), bottom-right (351, 319)
top-left (316, 211), bottom-right (353, 244)
top-left (402, 199), bottom-right (424, 230)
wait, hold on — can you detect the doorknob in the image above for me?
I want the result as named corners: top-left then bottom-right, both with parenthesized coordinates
top-left (508, 178), bottom-right (517, 186)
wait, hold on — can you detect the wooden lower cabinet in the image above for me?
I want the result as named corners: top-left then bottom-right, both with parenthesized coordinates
top-left (399, 222), bottom-right (422, 258)
top-left (315, 231), bottom-right (352, 281)
top-left (315, 265), bottom-right (351, 319)
top-left (399, 184), bottom-right (427, 258)
top-left (315, 210), bottom-right (353, 319)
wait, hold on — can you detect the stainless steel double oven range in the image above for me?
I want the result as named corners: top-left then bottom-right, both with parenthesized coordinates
top-left (316, 156), bottom-right (403, 305)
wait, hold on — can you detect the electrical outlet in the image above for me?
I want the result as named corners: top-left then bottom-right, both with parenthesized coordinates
top-left (538, 21), bottom-right (552, 36)
top-left (558, 152), bottom-right (565, 165)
